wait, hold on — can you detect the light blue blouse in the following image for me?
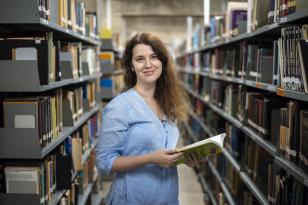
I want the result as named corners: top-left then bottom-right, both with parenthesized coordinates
top-left (95, 88), bottom-right (180, 205)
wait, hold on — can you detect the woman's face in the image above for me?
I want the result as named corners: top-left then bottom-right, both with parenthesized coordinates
top-left (132, 44), bottom-right (162, 86)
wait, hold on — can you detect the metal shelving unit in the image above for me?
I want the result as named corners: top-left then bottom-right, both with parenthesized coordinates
top-left (208, 160), bottom-right (237, 205)
top-left (0, 1), bottom-right (100, 46)
top-left (274, 156), bottom-right (308, 187)
top-left (180, 69), bottom-right (277, 93)
top-left (198, 173), bottom-right (218, 205)
top-left (240, 172), bottom-right (269, 205)
top-left (183, 83), bottom-right (277, 156)
top-left (180, 9), bottom-right (308, 57)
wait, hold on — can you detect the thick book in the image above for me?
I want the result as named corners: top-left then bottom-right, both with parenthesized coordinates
top-left (175, 133), bottom-right (226, 164)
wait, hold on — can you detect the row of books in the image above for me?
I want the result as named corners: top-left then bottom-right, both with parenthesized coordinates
top-left (182, 0), bottom-right (308, 54)
top-left (39, 0), bottom-right (98, 38)
top-left (224, 124), bottom-right (308, 205)
top-left (0, 113), bottom-right (100, 204)
top-left (185, 76), bottom-right (308, 173)
top-left (267, 0), bottom-right (308, 24)
top-left (0, 81), bottom-right (98, 150)
top-left (180, 24), bottom-right (308, 92)
top-left (185, 110), bottom-right (308, 205)
top-left (0, 35), bottom-right (100, 85)
top-left (183, 119), bottom-right (262, 205)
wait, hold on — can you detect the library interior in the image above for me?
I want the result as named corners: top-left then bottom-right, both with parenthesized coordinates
top-left (0, 0), bottom-right (308, 205)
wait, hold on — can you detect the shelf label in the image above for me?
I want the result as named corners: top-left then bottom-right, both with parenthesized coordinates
top-left (267, 85), bottom-right (276, 91)
top-left (276, 88), bottom-right (285, 96)
top-left (41, 19), bottom-right (48, 25)
top-left (269, 23), bottom-right (278, 29)
top-left (280, 17), bottom-right (287, 23)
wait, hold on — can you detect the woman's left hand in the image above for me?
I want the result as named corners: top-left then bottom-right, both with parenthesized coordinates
top-left (184, 153), bottom-right (204, 168)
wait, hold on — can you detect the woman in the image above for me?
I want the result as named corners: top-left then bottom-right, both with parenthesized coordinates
top-left (96, 33), bottom-right (196, 205)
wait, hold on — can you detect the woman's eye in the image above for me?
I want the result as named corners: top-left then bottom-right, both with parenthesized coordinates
top-left (151, 55), bottom-right (158, 60)
top-left (136, 58), bottom-right (144, 62)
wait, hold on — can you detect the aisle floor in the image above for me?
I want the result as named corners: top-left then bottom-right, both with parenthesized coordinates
top-left (178, 162), bottom-right (206, 205)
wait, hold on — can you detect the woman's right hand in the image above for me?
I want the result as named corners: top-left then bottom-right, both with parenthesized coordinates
top-left (147, 150), bottom-right (183, 168)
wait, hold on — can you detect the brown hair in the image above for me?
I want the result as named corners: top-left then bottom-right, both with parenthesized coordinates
top-left (123, 33), bottom-right (190, 122)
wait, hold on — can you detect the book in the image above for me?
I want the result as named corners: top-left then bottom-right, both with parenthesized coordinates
top-left (175, 133), bottom-right (226, 164)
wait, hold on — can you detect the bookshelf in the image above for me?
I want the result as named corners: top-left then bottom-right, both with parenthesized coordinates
top-left (0, 1), bottom-right (105, 205)
top-left (185, 108), bottom-right (269, 205)
top-left (0, 104), bottom-right (100, 159)
top-left (178, 1), bottom-right (308, 204)
top-left (207, 160), bottom-right (237, 205)
top-left (0, 134), bottom-right (99, 205)
top-left (197, 172), bottom-right (218, 205)
top-left (0, 1), bottom-right (100, 46)
top-left (180, 69), bottom-right (308, 102)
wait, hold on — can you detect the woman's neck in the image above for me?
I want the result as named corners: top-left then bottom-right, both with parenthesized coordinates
top-left (134, 83), bottom-right (156, 99)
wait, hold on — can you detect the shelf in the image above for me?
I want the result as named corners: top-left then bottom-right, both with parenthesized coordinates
top-left (35, 73), bottom-right (102, 92)
top-left (197, 173), bottom-right (218, 205)
top-left (242, 127), bottom-right (277, 156)
top-left (78, 174), bottom-right (99, 205)
top-left (78, 183), bottom-right (94, 205)
top-left (183, 83), bottom-right (277, 156)
top-left (0, 19), bottom-right (101, 46)
top-left (179, 10), bottom-right (308, 58)
top-left (0, 104), bottom-right (101, 159)
top-left (82, 139), bottom-right (99, 164)
top-left (244, 80), bottom-right (277, 92)
top-left (102, 69), bottom-right (124, 76)
top-left (185, 23), bottom-right (281, 55)
top-left (240, 172), bottom-right (269, 205)
top-left (0, 73), bottom-right (102, 93)
top-left (181, 69), bottom-right (277, 93)
top-left (188, 108), bottom-right (242, 173)
top-left (183, 85), bottom-right (274, 205)
top-left (279, 8), bottom-right (308, 24)
top-left (222, 149), bottom-right (241, 173)
top-left (0, 0), bottom-right (100, 46)
top-left (274, 156), bottom-right (308, 187)
top-left (208, 160), bottom-right (237, 205)
top-left (47, 190), bottom-right (66, 205)
top-left (276, 88), bottom-right (308, 102)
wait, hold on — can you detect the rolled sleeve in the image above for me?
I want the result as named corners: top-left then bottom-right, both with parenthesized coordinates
top-left (95, 99), bottom-right (129, 175)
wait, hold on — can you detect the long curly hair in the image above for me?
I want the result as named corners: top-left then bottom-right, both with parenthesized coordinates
top-left (122, 33), bottom-right (189, 122)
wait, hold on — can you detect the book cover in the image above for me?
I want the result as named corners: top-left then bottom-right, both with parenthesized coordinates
top-left (175, 133), bottom-right (226, 164)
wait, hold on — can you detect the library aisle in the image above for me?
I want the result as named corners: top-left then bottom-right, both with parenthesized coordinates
top-left (178, 164), bottom-right (205, 205)
top-left (2, 0), bottom-right (308, 205)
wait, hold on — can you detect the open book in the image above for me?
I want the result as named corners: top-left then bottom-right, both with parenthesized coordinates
top-left (175, 133), bottom-right (226, 164)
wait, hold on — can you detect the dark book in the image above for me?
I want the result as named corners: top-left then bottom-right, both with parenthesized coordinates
top-left (300, 110), bottom-right (308, 172)
top-left (55, 41), bottom-right (62, 81)
top-left (56, 153), bottom-right (72, 190)
top-left (287, 101), bottom-right (300, 163)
